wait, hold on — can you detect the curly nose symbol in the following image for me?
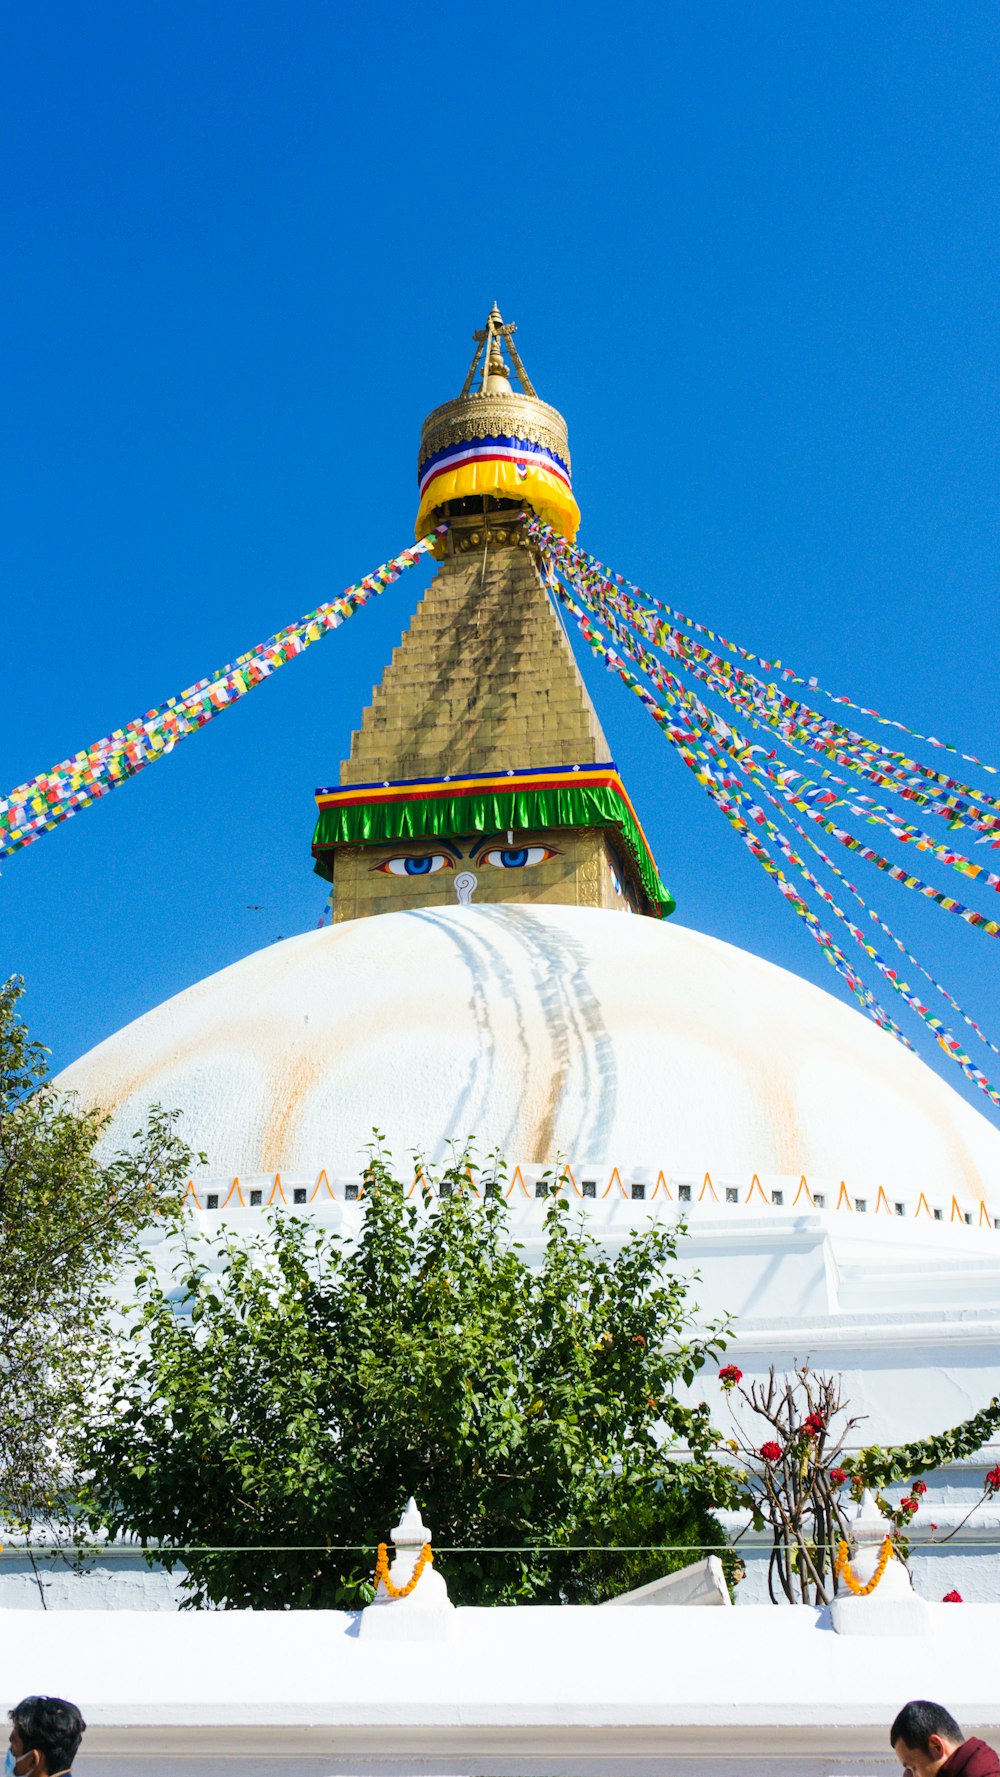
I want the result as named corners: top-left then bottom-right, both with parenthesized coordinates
top-left (454, 871), bottom-right (477, 906)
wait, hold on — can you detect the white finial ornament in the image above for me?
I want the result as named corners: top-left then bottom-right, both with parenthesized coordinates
top-left (830, 1487), bottom-right (929, 1636)
top-left (358, 1493), bottom-right (454, 1640)
top-left (393, 1495), bottom-right (427, 1544)
top-left (842, 1489), bottom-right (912, 1599)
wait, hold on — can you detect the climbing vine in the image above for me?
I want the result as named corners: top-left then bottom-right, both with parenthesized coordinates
top-left (845, 1395), bottom-right (1000, 1491)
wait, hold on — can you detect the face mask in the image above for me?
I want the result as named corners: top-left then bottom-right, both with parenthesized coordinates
top-left (5, 1752), bottom-right (29, 1777)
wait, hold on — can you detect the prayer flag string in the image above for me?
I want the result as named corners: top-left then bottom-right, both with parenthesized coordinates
top-left (555, 568), bottom-right (917, 1046)
top-left (539, 554), bottom-right (1000, 1112)
top-left (528, 519), bottom-right (1000, 789)
top-left (0, 530), bottom-right (445, 863)
top-left (537, 563), bottom-right (905, 1039)
top-left (554, 553), bottom-right (1000, 1027)
top-left (610, 586), bottom-right (1000, 841)
top-left (590, 573), bottom-right (1000, 886)
top-left (556, 557), bottom-right (1000, 1107)
top-left (574, 554), bottom-right (1000, 832)
top-left (755, 776), bottom-right (1000, 1075)
top-left (556, 562), bottom-right (1000, 1105)
top-left (556, 553), bottom-right (1000, 943)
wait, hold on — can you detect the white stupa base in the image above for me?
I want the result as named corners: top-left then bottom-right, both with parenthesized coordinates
top-left (356, 1601), bottom-right (455, 1641)
top-left (829, 1490), bottom-right (930, 1634)
top-left (830, 1593), bottom-right (930, 1636)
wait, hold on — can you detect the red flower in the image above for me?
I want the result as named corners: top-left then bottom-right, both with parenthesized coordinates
top-left (986, 1465), bottom-right (1000, 1494)
top-left (718, 1365), bottom-right (743, 1391)
top-left (759, 1441), bottom-right (783, 1463)
top-left (911, 1480), bottom-right (928, 1496)
top-left (899, 1497), bottom-right (918, 1516)
top-left (942, 1589), bottom-right (963, 1603)
top-left (830, 1467), bottom-right (848, 1486)
top-left (803, 1411), bottom-right (825, 1435)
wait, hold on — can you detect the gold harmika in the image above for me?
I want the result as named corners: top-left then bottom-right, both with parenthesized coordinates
top-left (418, 392), bottom-right (571, 474)
top-left (373, 1540), bottom-right (434, 1599)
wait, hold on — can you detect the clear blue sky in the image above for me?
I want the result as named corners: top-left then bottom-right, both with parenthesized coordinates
top-left (3, 3), bottom-right (999, 1121)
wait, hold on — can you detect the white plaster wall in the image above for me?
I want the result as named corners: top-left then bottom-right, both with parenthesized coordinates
top-left (2, 1600), bottom-right (997, 1777)
top-left (0, 1555), bottom-right (186, 1611)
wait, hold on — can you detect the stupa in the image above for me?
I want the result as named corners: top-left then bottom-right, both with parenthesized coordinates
top-left (56, 309), bottom-right (1000, 1604)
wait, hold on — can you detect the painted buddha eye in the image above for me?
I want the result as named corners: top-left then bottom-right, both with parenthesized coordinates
top-left (377, 854), bottom-right (453, 876)
top-left (482, 846), bottom-right (556, 870)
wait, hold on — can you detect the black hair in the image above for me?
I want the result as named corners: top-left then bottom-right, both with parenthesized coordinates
top-left (891, 1701), bottom-right (964, 1753)
top-left (9, 1697), bottom-right (86, 1771)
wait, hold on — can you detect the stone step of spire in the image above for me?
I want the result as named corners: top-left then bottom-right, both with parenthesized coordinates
top-left (340, 538), bottom-right (610, 786)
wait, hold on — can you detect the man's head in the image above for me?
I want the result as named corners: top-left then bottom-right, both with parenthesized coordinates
top-left (7, 1697), bottom-right (86, 1776)
top-left (891, 1700), bottom-right (965, 1776)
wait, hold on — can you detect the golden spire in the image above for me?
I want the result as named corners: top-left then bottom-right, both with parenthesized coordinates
top-left (459, 303), bottom-right (537, 399)
top-left (310, 311), bottom-right (672, 924)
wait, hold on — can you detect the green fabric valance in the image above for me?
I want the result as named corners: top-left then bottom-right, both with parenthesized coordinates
top-left (312, 783), bottom-right (674, 915)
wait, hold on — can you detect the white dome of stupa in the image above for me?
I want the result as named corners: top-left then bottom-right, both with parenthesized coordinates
top-left (57, 903), bottom-right (1000, 1212)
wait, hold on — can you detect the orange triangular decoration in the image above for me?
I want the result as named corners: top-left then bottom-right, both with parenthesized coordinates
top-left (267, 1173), bottom-right (287, 1205)
top-left (603, 1167), bottom-right (627, 1198)
top-left (835, 1181), bottom-right (853, 1211)
top-left (310, 1170), bottom-right (337, 1202)
top-left (699, 1172), bottom-right (719, 1203)
top-left (507, 1165), bottom-right (530, 1197)
top-left (915, 1192), bottom-right (932, 1220)
top-left (746, 1173), bottom-right (768, 1205)
top-left (792, 1176), bottom-right (814, 1208)
top-left (875, 1186), bottom-right (893, 1217)
top-left (183, 1178), bottom-right (203, 1210)
top-left (221, 1177), bottom-right (246, 1209)
top-left (651, 1171), bottom-right (673, 1200)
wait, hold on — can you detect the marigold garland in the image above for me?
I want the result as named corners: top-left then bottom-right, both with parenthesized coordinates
top-left (834, 1534), bottom-right (894, 1596)
top-left (373, 1541), bottom-right (433, 1599)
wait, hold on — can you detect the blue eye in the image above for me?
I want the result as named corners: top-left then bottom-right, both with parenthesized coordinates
top-left (377, 854), bottom-right (452, 877)
top-left (482, 845), bottom-right (555, 870)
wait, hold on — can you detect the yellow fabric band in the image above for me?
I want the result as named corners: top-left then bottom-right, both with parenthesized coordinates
top-left (415, 458), bottom-right (580, 543)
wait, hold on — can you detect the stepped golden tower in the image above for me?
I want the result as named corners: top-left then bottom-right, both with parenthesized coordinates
top-left (312, 308), bottom-right (672, 923)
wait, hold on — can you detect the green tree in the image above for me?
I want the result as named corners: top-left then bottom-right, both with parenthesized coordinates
top-left (0, 978), bottom-right (193, 1570)
top-left (85, 1146), bottom-right (741, 1607)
